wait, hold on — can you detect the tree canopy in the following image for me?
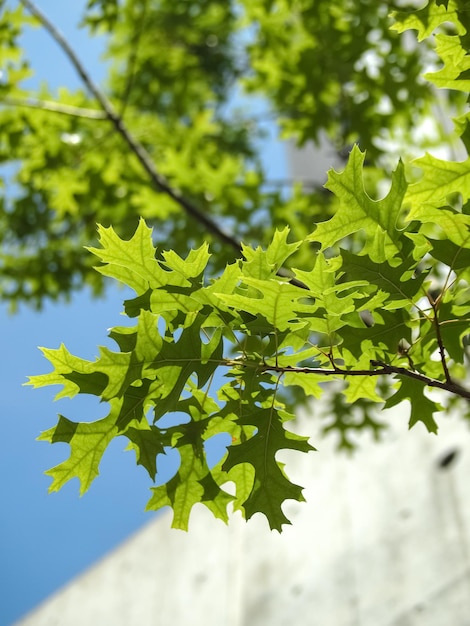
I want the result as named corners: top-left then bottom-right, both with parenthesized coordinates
top-left (3, 0), bottom-right (470, 530)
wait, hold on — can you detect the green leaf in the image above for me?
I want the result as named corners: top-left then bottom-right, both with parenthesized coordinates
top-left (311, 146), bottom-right (407, 262)
top-left (125, 422), bottom-right (168, 480)
top-left (339, 308), bottom-right (413, 361)
top-left (339, 249), bottom-right (427, 309)
top-left (86, 219), bottom-right (163, 293)
top-left (27, 344), bottom-right (100, 400)
top-left (38, 413), bottom-right (118, 494)
top-left (62, 371), bottom-right (108, 396)
top-left (282, 370), bottom-right (328, 399)
top-left (341, 353), bottom-right (384, 404)
top-left (405, 154), bottom-right (470, 246)
top-left (428, 237), bottom-right (470, 271)
top-left (293, 254), bottom-right (369, 340)
top-left (146, 443), bottom-right (211, 530)
top-left (161, 244), bottom-right (211, 279)
top-left (12, 0), bottom-right (470, 534)
top-left (391, 0), bottom-right (465, 41)
top-left (385, 377), bottom-right (441, 433)
top-left (32, 213), bottom-right (470, 531)
top-left (217, 278), bottom-right (306, 333)
top-left (437, 300), bottom-right (470, 364)
top-left (425, 34), bottom-right (470, 92)
top-left (222, 403), bottom-right (314, 531)
top-left (148, 316), bottom-right (224, 421)
top-left (145, 390), bottom-right (234, 529)
top-left (241, 227), bottom-right (302, 279)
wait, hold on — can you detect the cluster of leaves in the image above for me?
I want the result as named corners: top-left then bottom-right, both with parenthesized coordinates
top-left (29, 138), bottom-right (470, 528)
top-left (0, 0), bottom-right (457, 306)
top-left (14, 0), bottom-right (470, 529)
top-left (241, 0), bottom-right (436, 159)
top-left (30, 138), bottom-right (470, 530)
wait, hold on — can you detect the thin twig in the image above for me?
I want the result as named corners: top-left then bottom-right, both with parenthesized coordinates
top-left (1, 96), bottom-right (108, 119)
top-left (20, 0), bottom-right (242, 253)
top-left (256, 360), bottom-right (470, 401)
top-left (428, 292), bottom-right (452, 384)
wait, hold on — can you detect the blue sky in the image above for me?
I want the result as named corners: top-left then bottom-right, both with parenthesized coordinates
top-left (0, 3), bottom-right (287, 624)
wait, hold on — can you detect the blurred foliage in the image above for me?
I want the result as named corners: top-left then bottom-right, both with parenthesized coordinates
top-left (0, 0), bottom-right (461, 307)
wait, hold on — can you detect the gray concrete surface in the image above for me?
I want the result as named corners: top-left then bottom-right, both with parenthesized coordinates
top-left (15, 402), bottom-right (470, 626)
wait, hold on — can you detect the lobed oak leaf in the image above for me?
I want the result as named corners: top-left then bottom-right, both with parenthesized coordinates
top-left (222, 405), bottom-right (314, 531)
top-left (38, 413), bottom-right (118, 495)
top-left (217, 278), bottom-right (306, 333)
top-left (125, 422), bottom-right (171, 480)
top-left (86, 219), bottom-right (163, 294)
top-left (385, 377), bottom-right (441, 434)
top-left (310, 146), bottom-right (407, 262)
top-left (390, 0), bottom-right (465, 41)
top-left (146, 443), bottom-right (232, 530)
top-left (405, 153), bottom-right (470, 224)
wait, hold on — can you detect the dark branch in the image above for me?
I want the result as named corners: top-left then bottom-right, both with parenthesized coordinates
top-left (20, 0), bottom-right (242, 253)
top-left (256, 360), bottom-right (470, 402)
top-left (19, 0), bottom-right (311, 290)
top-left (370, 360), bottom-right (470, 400)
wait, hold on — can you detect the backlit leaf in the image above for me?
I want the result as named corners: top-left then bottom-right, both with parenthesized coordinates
top-left (311, 146), bottom-right (407, 262)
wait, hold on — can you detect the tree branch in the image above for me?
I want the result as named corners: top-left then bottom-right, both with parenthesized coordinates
top-left (256, 360), bottom-right (470, 401)
top-left (1, 95), bottom-right (108, 119)
top-left (20, 0), bottom-right (242, 253)
top-left (370, 360), bottom-right (470, 400)
top-left (19, 0), bottom-right (309, 288)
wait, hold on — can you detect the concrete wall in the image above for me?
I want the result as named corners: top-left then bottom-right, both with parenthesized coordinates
top-left (15, 402), bottom-right (470, 626)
